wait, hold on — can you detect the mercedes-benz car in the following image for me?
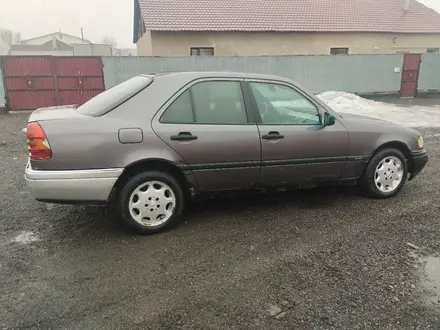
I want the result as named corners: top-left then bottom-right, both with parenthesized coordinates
top-left (25, 72), bottom-right (428, 234)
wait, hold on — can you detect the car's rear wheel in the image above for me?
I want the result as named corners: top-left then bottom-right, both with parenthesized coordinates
top-left (117, 171), bottom-right (185, 234)
top-left (360, 148), bottom-right (408, 198)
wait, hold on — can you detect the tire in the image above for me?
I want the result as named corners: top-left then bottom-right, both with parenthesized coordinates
top-left (360, 148), bottom-right (408, 199)
top-left (117, 171), bottom-right (186, 234)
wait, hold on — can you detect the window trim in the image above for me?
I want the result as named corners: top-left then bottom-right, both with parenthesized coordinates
top-left (158, 78), bottom-right (254, 125)
top-left (330, 47), bottom-right (349, 55)
top-left (427, 48), bottom-right (440, 54)
top-left (243, 79), bottom-right (324, 126)
top-left (190, 47), bottom-right (214, 56)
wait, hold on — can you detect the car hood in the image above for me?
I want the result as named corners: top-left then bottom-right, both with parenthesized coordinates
top-left (339, 111), bottom-right (421, 138)
top-left (28, 105), bottom-right (85, 122)
top-left (339, 112), bottom-right (388, 122)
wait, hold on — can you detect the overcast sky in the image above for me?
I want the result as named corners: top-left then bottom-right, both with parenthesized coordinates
top-left (0, 0), bottom-right (439, 48)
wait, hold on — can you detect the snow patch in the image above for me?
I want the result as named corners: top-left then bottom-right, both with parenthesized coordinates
top-left (11, 231), bottom-right (40, 244)
top-left (317, 91), bottom-right (440, 128)
top-left (45, 203), bottom-right (58, 211)
top-left (22, 128), bottom-right (27, 133)
top-left (418, 255), bottom-right (440, 306)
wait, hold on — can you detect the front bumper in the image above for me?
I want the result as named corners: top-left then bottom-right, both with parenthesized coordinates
top-left (25, 161), bottom-right (124, 203)
top-left (408, 149), bottom-right (428, 181)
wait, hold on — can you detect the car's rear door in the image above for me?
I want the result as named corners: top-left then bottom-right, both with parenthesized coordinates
top-left (152, 78), bottom-right (261, 192)
top-left (243, 79), bottom-right (349, 186)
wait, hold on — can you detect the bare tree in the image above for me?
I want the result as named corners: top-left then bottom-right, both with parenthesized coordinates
top-left (0, 28), bottom-right (21, 53)
top-left (100, 35), bottom-right (117, 49)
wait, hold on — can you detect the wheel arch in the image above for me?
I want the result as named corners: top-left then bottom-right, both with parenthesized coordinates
top-left (110, 158), bottom-right (194, 202)
top-left (367, 140), bottom-right (414, 175)
top-left (371, 141), bottom-right (411, 160)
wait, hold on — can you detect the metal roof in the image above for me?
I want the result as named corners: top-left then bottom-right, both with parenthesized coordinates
top-left (137, 0), bottom-right (440, 33)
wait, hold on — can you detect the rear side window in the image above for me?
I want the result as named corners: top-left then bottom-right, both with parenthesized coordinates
top-left (160, 81), bottom-right (247, 124)
top-left (160, 90), bottom-right (193, 123)
top-left (75, 75), bottom-right (153, 116)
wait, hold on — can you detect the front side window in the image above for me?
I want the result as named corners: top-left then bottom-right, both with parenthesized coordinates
top-left (160, 80), bottom-right (247, 125)
top-left (249, 82), bottom-right (320, 125)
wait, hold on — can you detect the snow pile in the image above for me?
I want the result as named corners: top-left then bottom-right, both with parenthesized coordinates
top-left (317, 91), bottom-right (440, 128)
top-left (11, 231), bottom-right (40, 244)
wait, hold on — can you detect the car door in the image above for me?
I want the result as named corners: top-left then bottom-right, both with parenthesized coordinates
top-left (244, 79), bottom-right (349, 186)
top-left (152, 78), bottom-right (261, 192)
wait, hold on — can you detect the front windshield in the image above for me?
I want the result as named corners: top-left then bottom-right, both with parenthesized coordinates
top-left (75, 75), bottom-right (153, 116)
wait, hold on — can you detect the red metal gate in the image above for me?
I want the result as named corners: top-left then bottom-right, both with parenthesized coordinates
top-left (2, 56), bottom-right (105, 111)
top-left (2, 56), bottom-right (56, 110)
top-left (400, 54), bottom-right (421, 98)
top-left (55, 57), bottom-right (105, 106)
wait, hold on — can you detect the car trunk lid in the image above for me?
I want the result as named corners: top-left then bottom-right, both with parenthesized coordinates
top-left (28, 105), bottom-right (86, 123)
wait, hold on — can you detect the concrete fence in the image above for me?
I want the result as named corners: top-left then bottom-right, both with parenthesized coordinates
top-left (418, 54), bottom-right (440, 92)
top-left (1, 54), bottom-right (440, 111)
top-left (102, 54), bottom-right (406, 94)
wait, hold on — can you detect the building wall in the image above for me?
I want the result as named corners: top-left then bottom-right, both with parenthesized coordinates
top-left (72, 43), bottom-right (112, 56)
top-left (136, 31), bottom-right (153, 56)
top-left (21, 34), bottom-right (89, 46)
top-left (8, 50), bottom-right (74, 56)
top-left (136, 31), bottom-right (440, 56)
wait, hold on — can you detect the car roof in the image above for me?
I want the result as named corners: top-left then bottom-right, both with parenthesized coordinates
top-left (141, 71), bottom-right (291, 82)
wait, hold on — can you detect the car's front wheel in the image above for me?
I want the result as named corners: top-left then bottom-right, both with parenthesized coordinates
top-left (360, 148), bottom-right (408, 198)
top-left (117, 171), bottom-right (185, 234)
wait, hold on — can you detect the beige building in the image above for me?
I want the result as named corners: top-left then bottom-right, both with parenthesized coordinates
top-left (134, 0), bottom-right (440, 56)
top-left (8, 32), bottom-right (120, 56)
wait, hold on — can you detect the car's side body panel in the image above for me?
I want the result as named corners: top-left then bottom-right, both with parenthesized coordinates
top-left (241, 78), bottom-right (351, 185)
top-left (256, 121), bottom-right (351, 185)
top-left (24, 71), bottom-right (428, 205)
top-left (151, 77), bottom-right (261, 192)
top-left (31, 74), bottom-right (194, 171)
top-left (337, 115), bottom-right (423, 178)
top-left (36, 117), bottom-right (186, 171)
top-left (152, 122), bottom-right (261, 191)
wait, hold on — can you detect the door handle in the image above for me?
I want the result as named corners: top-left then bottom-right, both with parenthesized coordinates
top-left (262, 131), bottom-right (284, 140)
top-left (170, 132), bottom-right (198, 141)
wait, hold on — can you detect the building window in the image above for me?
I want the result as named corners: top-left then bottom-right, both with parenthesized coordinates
top-left (190, 47), bottom-right (214, 56)
top-left (427, 48), bottom-right (440, 54)
top-left (330, 48), bottom-right (349, 55)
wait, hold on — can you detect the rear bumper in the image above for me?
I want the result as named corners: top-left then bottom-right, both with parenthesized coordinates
top-left (409, 149), bottom-right (428, 181)
top-left (25, 161), bottom-right (123, 203)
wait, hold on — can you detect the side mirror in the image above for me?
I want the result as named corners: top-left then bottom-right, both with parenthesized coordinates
top-left (323, 112), bottom-right (336, 126)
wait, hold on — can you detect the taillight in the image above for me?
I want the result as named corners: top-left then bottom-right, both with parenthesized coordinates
top-left (26, 122), bottom-right (52, 160)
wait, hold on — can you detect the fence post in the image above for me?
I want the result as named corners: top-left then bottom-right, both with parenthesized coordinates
top-left (51, 56), bottom-right (61, 106)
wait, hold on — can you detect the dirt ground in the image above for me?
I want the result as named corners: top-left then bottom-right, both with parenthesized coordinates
top-left (1, 113), bottom-right (440, 330)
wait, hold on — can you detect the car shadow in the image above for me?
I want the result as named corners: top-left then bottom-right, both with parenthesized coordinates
top-left (183, 184), bottom-right (363, 219)
top-left (47, 184), bottom-right (363, 239)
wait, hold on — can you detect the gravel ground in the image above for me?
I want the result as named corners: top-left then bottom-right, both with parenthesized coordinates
top-left (1, 113), bottom-right (440, 330)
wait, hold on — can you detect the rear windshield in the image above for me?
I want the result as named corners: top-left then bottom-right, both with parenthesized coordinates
top-left (75, 75), bottom-right (153, 116)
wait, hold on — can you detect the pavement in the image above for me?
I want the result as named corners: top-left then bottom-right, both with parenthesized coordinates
top-left (1, 113), bottom-right (440, 330)
top-left (366, 94), bottom-right (440, 107)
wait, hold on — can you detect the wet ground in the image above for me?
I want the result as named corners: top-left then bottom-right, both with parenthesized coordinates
top-left (1, 114), bottom-right (440, 330)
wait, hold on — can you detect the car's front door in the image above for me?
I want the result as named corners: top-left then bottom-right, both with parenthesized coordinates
top-left (152, 78), bottom-right (261, 192)
top-left (244, 79), bottom-right (350, 186)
